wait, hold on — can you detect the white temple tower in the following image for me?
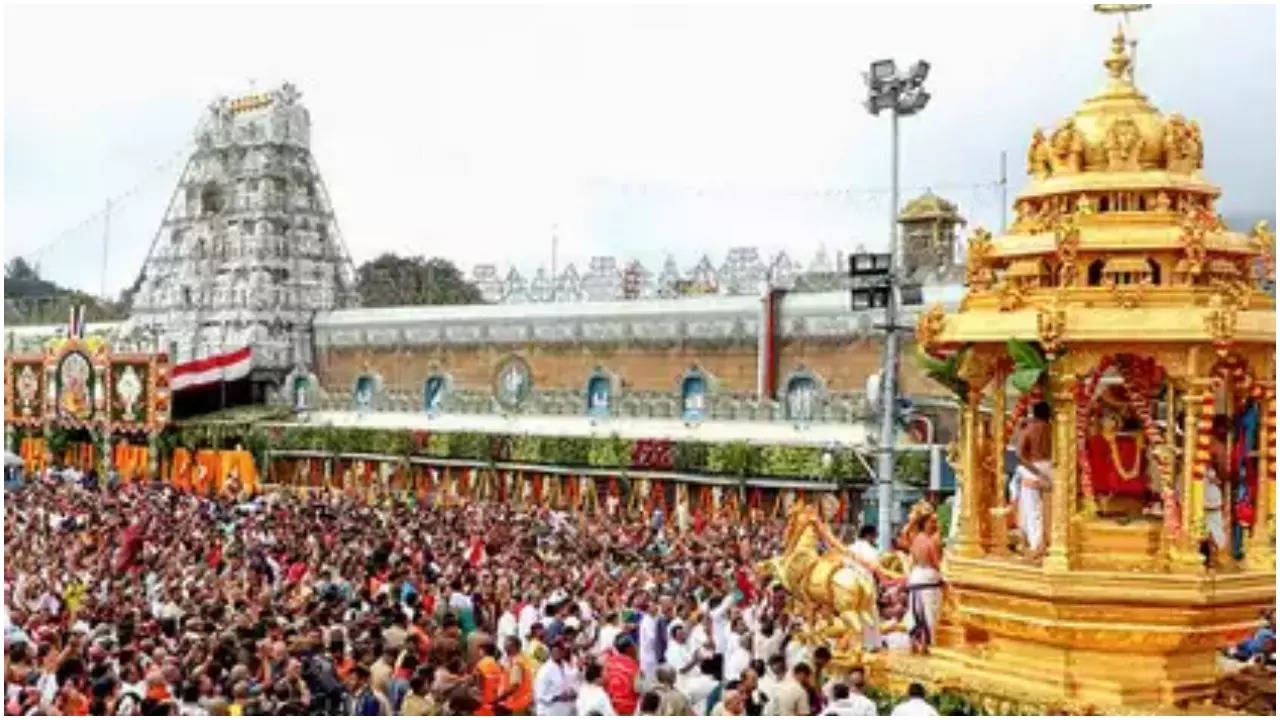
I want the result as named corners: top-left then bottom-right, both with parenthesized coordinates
top-left (128, 83), bottom-right (357, 382)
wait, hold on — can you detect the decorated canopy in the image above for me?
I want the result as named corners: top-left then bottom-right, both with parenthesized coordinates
top-left (5, 335), bottom-right (171, 434)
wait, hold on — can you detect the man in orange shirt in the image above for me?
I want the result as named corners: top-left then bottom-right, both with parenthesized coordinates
top-left (496, 635), bottom-right (535, 714)
top-left (474, 639), bottom-right (505, 715)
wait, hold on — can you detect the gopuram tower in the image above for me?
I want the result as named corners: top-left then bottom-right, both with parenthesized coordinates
top-left (895, 25), bottom-right (1276, 712)
top-left (127, 83), bottom-right (358, 383)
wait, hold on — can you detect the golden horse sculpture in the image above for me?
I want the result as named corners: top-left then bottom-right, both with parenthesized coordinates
top-left (757, 496), bottom-right (880, 666)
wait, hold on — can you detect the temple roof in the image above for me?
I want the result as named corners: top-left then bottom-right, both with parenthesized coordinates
top-left (899, 190), bottom-right (964, 223)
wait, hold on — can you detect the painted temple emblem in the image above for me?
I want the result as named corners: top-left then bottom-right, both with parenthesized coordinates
top-left (494, 356), bottom-right (531, 411)
top-left (16, 365), bottom-right (39, 416)
top-left (786, 376), bottom-right (818, 422)
top-left (587, 374), bottom-right (610, 416)
top-left (294, 376), bottom-right (310, 410)
top-left (424, 375), bottom-right (445, 412)
top-left (682, 374), bottom-right (707, 421)
top-left (56, 351), bottom-right (93, 421)
top-left (353, 375), bottom-right (375, 410)
top-left (115, 366), bottom-right (144, 421)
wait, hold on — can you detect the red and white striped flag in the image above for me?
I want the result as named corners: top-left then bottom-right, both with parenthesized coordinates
top-left (171, 347), bottom-right (253, 392)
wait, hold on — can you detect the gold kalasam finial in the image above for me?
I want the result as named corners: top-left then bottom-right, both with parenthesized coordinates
top-left (1103, 26), bottom-right (1131, 81)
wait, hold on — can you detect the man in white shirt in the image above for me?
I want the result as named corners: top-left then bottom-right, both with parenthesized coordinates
top-left (822, 670), bottom-right (877, 716)
top-left (593, 612), bottom-right (621, 659)
top-left (757, 655), bottom-right (789, 716)
top-left (848, 525), bottom-right (883, 650)
top-left (518, 591), bottom-right (541, 642)
top-left (665, 623), bottom-right (698, 691)
top-left (497, 603), bottom-right (519, 647)
top-left (891, 682), bottom-right (939, 716)
top-left (637, 596), bottom-right (659, 681)
top-left (575, 661), bottom-right (616, 716)
top-left (723, 633), bottom-right (752, 685)
top-left (709, 593), bottom-right (735, 656)
top-left (533, 641), bottom-right (576, 716)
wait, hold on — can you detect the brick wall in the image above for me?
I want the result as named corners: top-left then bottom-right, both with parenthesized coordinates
top-left (317, 338), bottom-right (942, 398)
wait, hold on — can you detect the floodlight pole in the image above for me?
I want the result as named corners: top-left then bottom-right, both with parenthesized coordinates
top-left (876, 105), bottom-right (901, 552)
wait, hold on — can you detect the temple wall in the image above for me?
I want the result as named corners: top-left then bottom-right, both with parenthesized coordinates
top-left (316, 338), bottom-right (938, 398)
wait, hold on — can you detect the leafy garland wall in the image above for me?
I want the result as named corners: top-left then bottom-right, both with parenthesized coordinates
top-left (238, 424), bottom-right (896, 484)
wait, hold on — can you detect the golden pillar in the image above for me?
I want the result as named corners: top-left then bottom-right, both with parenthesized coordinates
top-left (989, 370), bottom-right (1010, 555)
top-left (1246, 382), bottom-right (1275, 570)
top-left (954, 387), bottom-right (985, 558)
top-left (1175, 378), bottom-right (1215, 567)
top-left (1044, 374), bottom-right (1076, 573)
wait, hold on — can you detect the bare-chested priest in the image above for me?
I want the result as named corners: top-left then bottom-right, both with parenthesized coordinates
top-left (1015, 401), bottom-right (1053, 556)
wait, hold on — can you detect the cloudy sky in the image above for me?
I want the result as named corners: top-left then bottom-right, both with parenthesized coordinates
top-left (3, 3), bottom-right (1275, 296)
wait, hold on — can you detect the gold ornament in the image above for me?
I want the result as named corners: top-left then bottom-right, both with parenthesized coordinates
top-left (915, 303), bottom-right (948, 354)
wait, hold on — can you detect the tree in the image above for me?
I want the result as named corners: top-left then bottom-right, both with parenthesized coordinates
top-left (3, 256), bottom-right (130, 325)
top-left (355, 254), bottom-right (484, 307)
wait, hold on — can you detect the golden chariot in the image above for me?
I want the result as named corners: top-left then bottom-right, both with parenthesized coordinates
top-left (872, 26), bottom-right (1276, 712)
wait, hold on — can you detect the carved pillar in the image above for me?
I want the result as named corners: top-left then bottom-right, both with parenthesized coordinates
top-left (953, 387), bottom-right (985, 558)
top-left (1044, 373), bottom-right (1077, 573)
top-left (989, 369), bottom-right (1010, 554)
top-left (1246, 382), bottom-right (1276, 570)
top-left (1175, 377), bottom-right (1216, 567)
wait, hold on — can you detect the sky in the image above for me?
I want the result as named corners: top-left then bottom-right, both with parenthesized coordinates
top-left (3, 2), bottom-right (1276, 297)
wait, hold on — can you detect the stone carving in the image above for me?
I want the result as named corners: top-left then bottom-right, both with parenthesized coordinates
top-left (581, 321), bottom-right (628, 342)
top-left (403, 326), bottom-right (442, 345)
top-left (630, 319), bottom-right (681, 340)
top-left (444, 325), bottom-right (485, 343)
top-left (488, 324), bottom-right (530, 344)
top-left (365, 328), bottom-right (401, 346)
top-left (532, 322), bottom-right (579, 342)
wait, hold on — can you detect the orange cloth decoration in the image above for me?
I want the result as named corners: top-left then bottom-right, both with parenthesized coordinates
top-left (170, 448), bottom-right (192, 490)
top-left (193, 450), bottom-right (221, 496)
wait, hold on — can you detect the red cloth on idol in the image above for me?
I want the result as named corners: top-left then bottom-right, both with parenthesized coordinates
top-left (1085, 434), bottom-right (1147, 498)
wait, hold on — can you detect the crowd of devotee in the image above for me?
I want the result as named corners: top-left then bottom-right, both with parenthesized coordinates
top-left (5, 466), bottom-right (952, 712)
top-left (3, 465), bottom-right (953, 716)
top-left (4, 462), bottom-right (1272, 716)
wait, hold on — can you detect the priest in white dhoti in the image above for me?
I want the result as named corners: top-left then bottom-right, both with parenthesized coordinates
top-left (1015, 402), bottom-right (1053, 555)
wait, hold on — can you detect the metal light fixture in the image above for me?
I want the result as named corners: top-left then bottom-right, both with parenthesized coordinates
top-left (870, 58), bottom-right (898, 84)
top-left (908, 60), bottom-right (930, 86)
top-left (859, 56), bottom-right (932, 551)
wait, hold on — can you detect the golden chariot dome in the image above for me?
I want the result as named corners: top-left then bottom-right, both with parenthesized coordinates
top-left (919, 25), bottom-right (1275, 357)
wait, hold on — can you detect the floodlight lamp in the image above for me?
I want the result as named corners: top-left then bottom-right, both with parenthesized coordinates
top-left (908, 60), bottom-right (930, 86)
top-left (851, 289), bottom-right (872, 311)
top-left (910, 90), bottom-right (931, 113)
top-left (870, 59), bottom-right (897, 83)
top-left (863, 98), bottom-right (881, 116)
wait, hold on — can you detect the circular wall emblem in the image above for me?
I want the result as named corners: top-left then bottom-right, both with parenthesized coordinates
top-left (493, 356), bottom-right (532, 411)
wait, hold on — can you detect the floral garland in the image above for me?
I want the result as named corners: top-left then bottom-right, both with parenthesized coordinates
top-left (1113, 356), bottom-right (1179, 537)
top-left (1074, 355), bottom-right (1116, 514)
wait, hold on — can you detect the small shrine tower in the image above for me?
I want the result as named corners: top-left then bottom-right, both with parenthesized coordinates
top-left (898, 190), bottom-right (965, 279)
top-left (902, 25), bottom-right (1276, 710)
top-left (127, 83), bottom-right (358, 381)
